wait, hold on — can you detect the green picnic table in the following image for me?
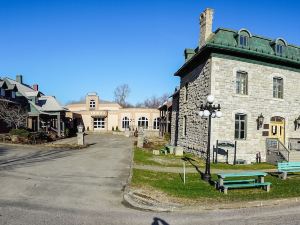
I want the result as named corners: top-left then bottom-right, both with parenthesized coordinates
top-left (217, 171), bottom-right (271, 194)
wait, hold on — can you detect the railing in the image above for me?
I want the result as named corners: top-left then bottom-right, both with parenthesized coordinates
top-left (266, 138), bottom-right (290, 162)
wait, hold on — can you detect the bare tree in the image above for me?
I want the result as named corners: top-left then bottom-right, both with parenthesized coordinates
top-left (143, 93), bottom-right (170, 108)
top-left (0, 100), bottom-right (27, 129)
top-left (114, 84), bottom-right (130, 107)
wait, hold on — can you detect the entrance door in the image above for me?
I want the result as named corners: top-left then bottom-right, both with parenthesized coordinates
top-left (270, 116), bottom-right (285, 144)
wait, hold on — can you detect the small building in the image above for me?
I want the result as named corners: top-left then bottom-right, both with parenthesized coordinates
top-left (0, 75), bottom-right (67, 137)
top-left (66, 92), bottom-right (160, 135)
top-left (171, 8), bottom-right (300, 164)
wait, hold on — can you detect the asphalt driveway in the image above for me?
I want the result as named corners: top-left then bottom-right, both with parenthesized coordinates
top-left (1, 134), bottom-right (300, 225)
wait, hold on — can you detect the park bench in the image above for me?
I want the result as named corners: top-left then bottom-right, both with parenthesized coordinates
top-left (278, 162), bottom-right (300, 180)
top-left (217, 172), bottom-right (271, 194)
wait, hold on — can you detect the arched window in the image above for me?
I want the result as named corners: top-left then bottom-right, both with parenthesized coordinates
top-left (274, 38), bottom-right (287, 56)
top-left (153, 118), bottom-right (160, 130)
top-left (237, 29), bottom-right (252, 47)
top-left (122, 117), bottom-right (130, 129)
top-left (138, 117), bottom-right (148, 129)
top-left (90, 100), bottom-right (96, 109)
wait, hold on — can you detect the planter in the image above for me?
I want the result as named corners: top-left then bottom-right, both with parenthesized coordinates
top-left (11, 135), bottom-right (19, 143)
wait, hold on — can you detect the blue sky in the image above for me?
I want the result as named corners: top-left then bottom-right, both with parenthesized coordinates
top-left (0, 0), bottom-right (299, 105)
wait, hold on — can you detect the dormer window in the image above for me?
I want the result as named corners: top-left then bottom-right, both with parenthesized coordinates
top-left (90, 100), bottom-right (96, 109)
top-left (273, 38), bottom-right (287, 56)
top-left (237, 29), bottom-right (252, 47)
top-left (239, 35), bottom-right (248, 47)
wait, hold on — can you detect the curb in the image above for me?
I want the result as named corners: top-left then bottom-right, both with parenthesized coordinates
top-left (123, 149), bottom-right (300, 212)
top-left (124, 186), bottom-right (300, 212)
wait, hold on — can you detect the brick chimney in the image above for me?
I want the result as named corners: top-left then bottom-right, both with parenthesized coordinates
top-left (199, 8), bottom-right (214, 49)
top-left (32, 84), bottom-right (39, 91)
top-left (16, 74), bottom-right (23, 84)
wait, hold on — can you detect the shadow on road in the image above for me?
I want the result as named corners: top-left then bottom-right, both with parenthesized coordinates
top-left (151, 217), bottom-right (169, 225)
top-left (0, 148), bottom-right (80, 170)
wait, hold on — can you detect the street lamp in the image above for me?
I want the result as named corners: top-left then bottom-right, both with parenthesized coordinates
top-left (198, 95), bottom-right (222, 182)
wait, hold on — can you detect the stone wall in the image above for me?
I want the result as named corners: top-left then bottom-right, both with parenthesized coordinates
top-left (170, 93), bottom-right (179, 146)
top-left (176, 59), bottom-right (212, 156)
top-left (210, 55), bottom-right (300, 163)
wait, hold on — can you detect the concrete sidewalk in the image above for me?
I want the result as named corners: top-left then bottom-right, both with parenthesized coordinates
top-left (133, 164), bottom-right (277, 174)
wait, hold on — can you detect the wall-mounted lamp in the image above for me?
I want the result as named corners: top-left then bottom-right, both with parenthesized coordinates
top-left (257, 113), bottom-right (264, 130)
top-left (294, 116), bottom-right (300, 130)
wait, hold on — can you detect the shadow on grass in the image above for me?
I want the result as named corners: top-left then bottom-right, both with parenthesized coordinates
top-left (182, 156), bottom-right (217, 186)
top-left (0, 148), bottom-right (81, 171)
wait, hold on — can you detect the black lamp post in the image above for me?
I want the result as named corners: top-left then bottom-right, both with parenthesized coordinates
top-left (198, 95), bottom-right (222, 182)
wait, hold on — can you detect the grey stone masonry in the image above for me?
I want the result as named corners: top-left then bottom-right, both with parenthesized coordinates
top-left (210, 55), bottom-right (300, 163)
top-left (176, 59), bottom-right (212, 156)
top-left (170, 93), bottom-right (179, 146)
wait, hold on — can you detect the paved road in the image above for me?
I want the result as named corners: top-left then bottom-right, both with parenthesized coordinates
top-left (1, 134), bottom-right (300, 225)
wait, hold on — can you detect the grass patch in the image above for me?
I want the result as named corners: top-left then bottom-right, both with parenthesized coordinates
top-left (134, 147), bottom-right (276, 170)
top-left (132, 169), bottom-right (300, 203)
top-left (134, 147), bottom-right (194, 167)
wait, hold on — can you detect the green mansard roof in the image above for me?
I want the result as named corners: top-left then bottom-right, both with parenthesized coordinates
top-left (175, 28), bottom-right (300, 76)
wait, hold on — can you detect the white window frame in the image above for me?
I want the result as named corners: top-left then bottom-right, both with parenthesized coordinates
top-left (153, 118), bottom-right (160, 130)
top-left (122, 117), bottom-right (130, 129)
top-left (236, 71), bottom-right (248, 95)
top-left (235, 114), bottom-right (247, 140)
top-left (90, 100), bottom-right (96, 109)
top-left (93, 117), bottom-right (105, 129)
top-left (138, 117), bottom-right (148, 129)
top-left (273, 77), bottom-right (283, 99)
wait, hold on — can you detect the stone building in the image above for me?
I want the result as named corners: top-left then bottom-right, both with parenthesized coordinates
top-left (66, 92), bottom-right (160, 136)
top-left (171, 8), bottom-right (300, 163)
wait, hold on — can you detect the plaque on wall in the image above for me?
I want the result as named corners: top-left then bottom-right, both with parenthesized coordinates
top-left (263, 124), bottom-right (269, 129)
top-left (262, 131), bottom-right (269, 136)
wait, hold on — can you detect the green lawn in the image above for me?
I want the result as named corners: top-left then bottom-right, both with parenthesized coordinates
top-left (134, 147), bottom-right (276, 170)
top-left (131, 169), bottom-right (300, 203)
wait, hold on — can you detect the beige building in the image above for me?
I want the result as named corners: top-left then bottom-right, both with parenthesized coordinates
top-left (66, 92), bottom-right (160, 135)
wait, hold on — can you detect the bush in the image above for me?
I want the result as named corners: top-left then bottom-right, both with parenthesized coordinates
top-left (116, 126), bottom-right (119, 131)
top-left (112, 126), bottom-right (115, 131)
top-left (9, 129), bottom-right (30, 137)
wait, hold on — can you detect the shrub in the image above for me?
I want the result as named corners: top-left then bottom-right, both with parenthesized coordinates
top-left (112, 126), bottom-right (115, 131)
top-left (116, 126), bottom-right (119, 131)
top-left (9, 129), bottom-right (30, 137)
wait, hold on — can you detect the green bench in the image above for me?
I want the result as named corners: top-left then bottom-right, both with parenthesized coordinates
top-left (278, 162), bottom-right (300, 180)
top-left (217, 172), bottom-right (271, 194)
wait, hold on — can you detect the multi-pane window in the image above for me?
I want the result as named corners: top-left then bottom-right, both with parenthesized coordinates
top-left (239, 35), bottom-right (248, 47)
top-left (94, 118), bottom-right (105, 129)
top-left (11, 91), bottom-right (16, 99)
top-left (183, 116), bottom-right (187, 137)
top-left (90, 100), bottom-right (96, 109)
top-left (273, 77), bottom-right (283, 99)
top-left (153, 118), bottom-right (160, 130)
top-left (122, 117), bottom-right (130, 129)
top-left (276, 44), bottom-right (284, 56)
top-left (138, 117), bottom-right (148, 129)
top-left (0, 88), bottom-right (5, 96)
top-left (235, 114), bottom-right (247, 139)
top-left (236, 71), bottom-right (248, 95)
top-left (184, 83), bottom-right (188, 102)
